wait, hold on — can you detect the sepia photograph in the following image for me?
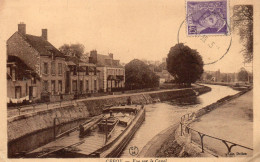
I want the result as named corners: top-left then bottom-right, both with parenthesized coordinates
top-left (0, 0), bottom-right (259, 161)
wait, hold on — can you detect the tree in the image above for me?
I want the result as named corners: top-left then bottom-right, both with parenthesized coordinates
top-left (232, 5), bottom-right (253, 63)
top-left (238, 68), bottom-right (249, 82)
top-left (166, 43), bottom-right (204, 86)
top-left (125, 59), bottom-right (159, 90)
top-left (206, 73), bottom-right (213, 80)
top-left (59, 43), bottom-right (85, 58)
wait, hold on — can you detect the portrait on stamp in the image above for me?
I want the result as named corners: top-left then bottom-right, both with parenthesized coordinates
top-left (187, 0), bottom-right (228, 35)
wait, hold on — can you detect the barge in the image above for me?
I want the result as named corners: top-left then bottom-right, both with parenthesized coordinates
top-left (26, 104), bottom-right (145, 158)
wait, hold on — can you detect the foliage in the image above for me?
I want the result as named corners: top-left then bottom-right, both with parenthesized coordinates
top-left (206, 73), bottom-right (213, 80)
top-left (232, 5), bottom-right (253, 63)
top-left (238, 67), bottom-right (249, 82)
top-left (125, 59), bottom-right (159, 89)
top-left (59, 43), bottom-right (85, 58)
top-left (166, 43), bottom-right (204, 86)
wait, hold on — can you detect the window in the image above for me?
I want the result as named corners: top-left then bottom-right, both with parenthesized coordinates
top-left (58, 80), bottom-right (62, 93)
top-left (86, 80), bottom-right (89, 92)
top-left (7, 67), bottom-right (10, 76)
top-left (86, 66), bottom-right (89, 75)
top-left (43, 62), bottom-right (48, 74)
top-left (58, 63), bottom-right (62, 75)
top-left (73, 66), bottom-right (77, 75)
top-left (43, 80), bottom-right (48, 92)
top-left (79, 81), bottom-right (83, 93)
top-left (11, 68), bottom-right (16, 81)
top-left (94, 67), bottom-right (97, 75)
top-left (94, 80), bottom-right (97, 91)
top-left (31, 76), bottom-right (37, 84)
top-left (51, 61), bottom-right (56, 75)
top-left (51, 80), bottom-right (55, 95)
top-left (72, 80), bottom-right (77, 93)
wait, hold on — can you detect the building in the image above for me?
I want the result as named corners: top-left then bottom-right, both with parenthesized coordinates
top-left (7, 56), bottom-right (40, 104)
top-left (155, 70), bottom-right (174, 83)
top-left (7, 23), bottom-right (66, 102)
top-left (89, 50), bottom-right (125, 92)
top-left (65, 56), bottom-right (99, 96)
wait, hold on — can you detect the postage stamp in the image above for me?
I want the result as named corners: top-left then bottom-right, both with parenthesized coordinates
top-left (186, 0), bottom-right (229, 35)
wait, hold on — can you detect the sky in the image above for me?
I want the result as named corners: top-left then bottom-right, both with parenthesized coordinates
top-left (0, 0), bottom-right (253, 73)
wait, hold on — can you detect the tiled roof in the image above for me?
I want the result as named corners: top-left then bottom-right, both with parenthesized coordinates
top-left (21, 33), bottom-right (64, 58)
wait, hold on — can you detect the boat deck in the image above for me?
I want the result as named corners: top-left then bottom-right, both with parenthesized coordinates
top-left (74, 125), bottom-right (125, 155)
top-left (27, 112), bottom-right (135, 157)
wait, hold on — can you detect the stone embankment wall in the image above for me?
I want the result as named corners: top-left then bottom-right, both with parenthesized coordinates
top-left (8, 86), bottom-right (211, 144)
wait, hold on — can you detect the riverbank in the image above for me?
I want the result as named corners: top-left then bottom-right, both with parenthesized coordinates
top-left (8, 85), bottom-right (211, 157)
top-left (190, 90), bottom-right (253, 157)
top-left (141, 87), bottom-right (252, 157)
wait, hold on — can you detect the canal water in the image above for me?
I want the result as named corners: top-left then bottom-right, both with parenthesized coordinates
top-left (120, 84), bottom-right (238, 157)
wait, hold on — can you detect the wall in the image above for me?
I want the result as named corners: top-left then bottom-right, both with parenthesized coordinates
top-left (40, 56), bottom-right (66, 94)
top-left (7, 79), bottom-right (41, 100)
top-left (8, 86), bottom-right (211, 145)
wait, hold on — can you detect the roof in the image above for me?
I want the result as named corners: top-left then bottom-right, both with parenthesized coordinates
top-left (7, 55), bottom-right (40, 80)
top-left (65, 56), bottom-right (96, 67)
top-left (96, 54), bottom-right (124, 68)
top-left (19, 32), bottom-right (65, 58)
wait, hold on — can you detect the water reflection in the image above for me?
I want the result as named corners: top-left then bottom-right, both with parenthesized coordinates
top-left (169, 96), bottom-right (201, 107)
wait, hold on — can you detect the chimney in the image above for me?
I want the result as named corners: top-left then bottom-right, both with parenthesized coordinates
top-left (90, 50), bottom-right (97, 64)
top-left (18, 23), bottom-right (26, 35)
top-left (109, 53), bottom-right (113, 59)
top-left (42, 29), bottom-right (48, 41)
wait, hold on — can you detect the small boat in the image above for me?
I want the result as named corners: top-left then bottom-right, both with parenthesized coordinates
top-left (26, 104), bottom-right (145, 158)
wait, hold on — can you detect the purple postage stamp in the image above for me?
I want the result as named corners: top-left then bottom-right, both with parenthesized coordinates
top-left (186, 0), bottom-right (229, 35)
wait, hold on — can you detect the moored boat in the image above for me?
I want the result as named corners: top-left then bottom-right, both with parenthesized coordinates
top-left (26, 104), bottom-right (145, 158)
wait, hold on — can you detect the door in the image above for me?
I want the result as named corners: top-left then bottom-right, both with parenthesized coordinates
top-left (29, 86), bottom-right (33, 100)
top-left (15, 86), bottom-right (21, 99)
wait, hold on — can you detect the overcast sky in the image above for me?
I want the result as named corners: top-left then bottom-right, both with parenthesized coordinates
top-left (0, 0), bottom-right (253, 73)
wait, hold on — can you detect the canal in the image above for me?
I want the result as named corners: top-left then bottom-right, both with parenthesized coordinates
top-left (9, 84), bottom-right (239, 158)
top-left (120, 84), bottom-right (238, 157)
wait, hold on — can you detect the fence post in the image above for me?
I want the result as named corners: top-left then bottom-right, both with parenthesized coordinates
top-left (180, 122), bottom-right (183, 136)
top-left (18, 106), bottom-right (21, 115)
top-left (198, 132), bottom-right (205, 153)
top-left (222, 140), bottom-right (237, 155)
top-left (53, 117), bottom-right (57, 140)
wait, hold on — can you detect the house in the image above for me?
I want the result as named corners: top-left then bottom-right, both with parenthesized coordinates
top-left (155, 70), bottom-right (174, 83)
top-left (7, 23), bottom-right (66, 102)
top-left (89, 50), bottom-right (125, 92)
top-left (65, 56), bottom-right (99, 96)
top-left (7, 56), bottom-right (40, 104)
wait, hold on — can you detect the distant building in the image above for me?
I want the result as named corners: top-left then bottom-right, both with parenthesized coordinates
top-left (155, 70), bottom-right (174, 83)
top-left (89, 50), bottom-right (125, 92)
top-left (202, 70), bottom-right (238, 83)
top-left (65, 56), bottom-right (99, 95)
top-left (7, 23), bottom-right (66, 102)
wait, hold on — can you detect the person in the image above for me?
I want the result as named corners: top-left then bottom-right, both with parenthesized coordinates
top-left (191, 10), bottom-right (227, 34)
top-left (127, 97), bottom-right (132, 105)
